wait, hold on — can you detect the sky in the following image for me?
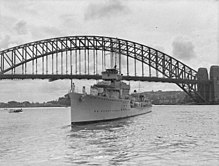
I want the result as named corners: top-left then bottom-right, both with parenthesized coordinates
top-left (0, 0), bottom-right (218, 102)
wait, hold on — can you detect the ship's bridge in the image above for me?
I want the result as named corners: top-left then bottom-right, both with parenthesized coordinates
top-left (102, 68), bottom-right (122, 81)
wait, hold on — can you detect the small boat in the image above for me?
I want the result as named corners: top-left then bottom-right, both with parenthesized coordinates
top-left (8, 108), bottom-right (23, 113)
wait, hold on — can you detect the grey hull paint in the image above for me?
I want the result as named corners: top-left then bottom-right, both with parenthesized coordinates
top-left (69, 92), bottom-right (152, 123)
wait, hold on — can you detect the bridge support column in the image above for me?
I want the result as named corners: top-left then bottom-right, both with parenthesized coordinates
top-left (197, 68), bottom-right (210, 103)
top-left (210, 66), bottom-right (219, 104)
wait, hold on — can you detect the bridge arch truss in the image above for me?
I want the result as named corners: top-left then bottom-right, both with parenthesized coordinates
top-left (0, 35), bottom-right (205, 103)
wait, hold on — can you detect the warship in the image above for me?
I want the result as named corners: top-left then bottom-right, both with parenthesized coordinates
top-left (69, 68), bottom-right (152, 124)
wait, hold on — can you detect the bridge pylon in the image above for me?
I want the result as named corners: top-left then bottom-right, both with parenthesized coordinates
top-left (197, 68), bottom-right (210, 103)
top-left (197, 65), bottom-right (219, 104)
top-left (209, 66), bottom-right (219, 104)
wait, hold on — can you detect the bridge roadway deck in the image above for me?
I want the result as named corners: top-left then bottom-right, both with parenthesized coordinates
top-left (0, 74), bottom-right (211, 84)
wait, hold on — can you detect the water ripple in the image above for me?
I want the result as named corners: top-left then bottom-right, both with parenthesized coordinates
top-left (0, 106), bottom-right (219, 165)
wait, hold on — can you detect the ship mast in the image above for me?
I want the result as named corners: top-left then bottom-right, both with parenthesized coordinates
top-left (138, 81), bottom-right (141, 92)
top-left (71, 65), bottom-right (73, 90)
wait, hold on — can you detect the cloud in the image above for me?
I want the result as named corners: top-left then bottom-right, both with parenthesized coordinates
top-left (31, 26), bottom-right (62, 39)
top-left (172, 36), bottom-right (196, 60)
top-left (84, 0), bottom-right (129, 20)
top-left (14, 20), bottom-right (28, 35)
top-left (0, 35), bottom-right (11, 49)
top-left (41, 26), bottom-right (62, 36)
top-left (0, 35), bottom-right (22, 51)
top-left (153, 45), bottom-right (165, 52)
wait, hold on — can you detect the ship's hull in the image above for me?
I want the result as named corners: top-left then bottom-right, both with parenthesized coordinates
top-left (69, 92), bottom-right (152, 124)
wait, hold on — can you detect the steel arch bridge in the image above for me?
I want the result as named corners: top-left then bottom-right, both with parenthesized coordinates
top-left (0, 35), bottom-right (207, 103)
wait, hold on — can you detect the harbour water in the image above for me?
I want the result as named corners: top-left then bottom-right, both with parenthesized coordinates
top-left (0, 105), bottom-right (218, 166)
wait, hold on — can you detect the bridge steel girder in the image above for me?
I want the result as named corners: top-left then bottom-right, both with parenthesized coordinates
top-left (0, 74), bottom-right (206, 84)
top-left (0, 35), bottom-right (206, 103)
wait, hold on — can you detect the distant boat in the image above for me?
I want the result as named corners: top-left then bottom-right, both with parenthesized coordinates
top-left (8, 108), bottom-right (23, 113)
